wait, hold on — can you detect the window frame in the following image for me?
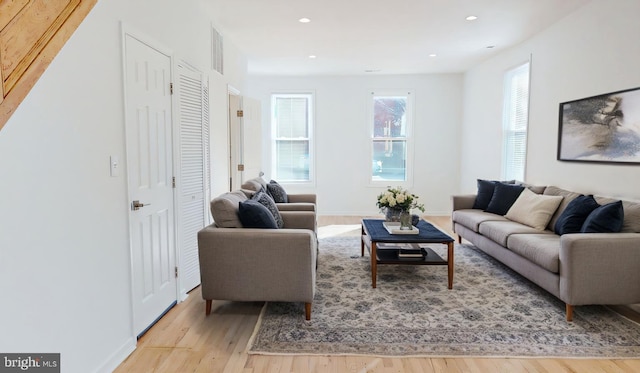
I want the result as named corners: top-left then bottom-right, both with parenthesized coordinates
top-left (270, 92), bottom-right (315, 185)
top-left (367, 89), bottom-right (415, 187)
top-left (501, 62), bottom-right (531, 182)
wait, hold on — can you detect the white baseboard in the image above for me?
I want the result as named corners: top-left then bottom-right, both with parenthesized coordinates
top-left (94, 337), bottom-right (136, 373)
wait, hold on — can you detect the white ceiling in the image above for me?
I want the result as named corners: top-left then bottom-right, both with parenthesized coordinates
top-left (205, 0), bottom-right (590, 76)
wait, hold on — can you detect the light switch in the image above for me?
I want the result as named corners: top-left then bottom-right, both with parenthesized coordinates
top-left (110, 156), bottom-right (119, 177)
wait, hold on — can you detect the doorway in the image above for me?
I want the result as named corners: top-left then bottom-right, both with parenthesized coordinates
top-left (228, 90), bottom-right (262, 190)
top-left (123, 32), bottom-right (178, 337)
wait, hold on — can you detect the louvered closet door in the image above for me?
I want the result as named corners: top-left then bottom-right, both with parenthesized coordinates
top-left (177, 62), bottom-right (210, 294)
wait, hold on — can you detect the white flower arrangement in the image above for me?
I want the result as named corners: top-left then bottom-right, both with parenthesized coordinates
top-left (376, 186), bottom-right (425, 212)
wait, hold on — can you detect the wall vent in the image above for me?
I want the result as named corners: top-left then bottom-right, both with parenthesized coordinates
top-left (211, 26), bottom-right (224, 75)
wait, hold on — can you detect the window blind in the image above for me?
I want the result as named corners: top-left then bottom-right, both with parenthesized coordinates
top-left (272, 94), bottom-right (313, 182)
top-left (502, 62), bottom-right (530, 181)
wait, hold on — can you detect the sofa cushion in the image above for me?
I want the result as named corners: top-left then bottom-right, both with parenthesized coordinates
top-left (581, 200), bottom-right (624, 233)
top-left (452, 209), bottom-right (509, 232)
top-left (514, 181), bottom-right (546, 194)
top-left (238, 200), bottom-right (278, 229)
top-left (266, 180), bottom-right (288, 203)
top-left (507, 234), bottom-right (561, 273)
top-left (543, 186), bottom-right (583, 231)
top-left (240, 188), bottom-right (257, 199)
top-left (505, 188), bottom-right (563, 230)
top-left (479, 220), bottom-right (552, 247)
top-left (554, 195), bottom-right (599, 235)
top-left (253, 190), bottom-right (285, 228)
top-left (595, 196), bottom-right (640, 233)
top-left (472, 179), bottom-right (497, 210)
top-left (485, 183), bottom-right (525, 215)
top-left (241, 177), bottom-right (268, 192)
top-left (210, 190), bottom-right (248, 228)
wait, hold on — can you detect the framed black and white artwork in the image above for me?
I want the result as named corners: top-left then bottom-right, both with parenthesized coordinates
top-left (557, 86), bottom-right (640, 164)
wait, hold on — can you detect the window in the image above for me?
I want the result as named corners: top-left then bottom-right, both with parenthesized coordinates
top-left (369, 90), bottom-right (414, 184)
top-left (502, 62), bottom-right (530, 181)
top-left (271, 93), bottom-right (313, 182)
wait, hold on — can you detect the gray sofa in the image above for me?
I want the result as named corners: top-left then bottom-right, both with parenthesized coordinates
top-left (241, 176), bottom-right (317, 212)
top-left (198, 190), bottom-right (318, 320)
top-left (452, 185), bottom-right (640, 321)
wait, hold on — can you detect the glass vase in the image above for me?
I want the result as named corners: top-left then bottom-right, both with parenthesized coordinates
top-left (384, 207), bottom-right (403, 222)
top-left (399, 210), bottom-right (413, 230)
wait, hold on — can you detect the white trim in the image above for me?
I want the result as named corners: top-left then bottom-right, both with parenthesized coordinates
top-left (227, 84), bottom-right (240, 95)
top-left (94, 337), bottom-right (136, 373)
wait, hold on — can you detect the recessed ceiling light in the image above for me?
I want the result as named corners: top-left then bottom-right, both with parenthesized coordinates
top-left (308, 55), bottom-right (317, 59)
top-left (364, 69), bottom-right (381, 73)
top-left (466, 15), bottom-right (478, 21)
top-left (486, 45), bottom-right (495, 49)
top-left (429, 53), bottom-right (437, 57)
top-left (299, 18), bottom-right (311, 23)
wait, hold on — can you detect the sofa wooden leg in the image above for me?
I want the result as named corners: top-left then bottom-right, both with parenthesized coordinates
top-left (305, 302), bottom-right (312, 320)
top-left (566, 304), bottom-right (573, 321)
top-left (457, 235), bottom-right (462, 244)
top-left (205, 300), bottom-right (212, 316)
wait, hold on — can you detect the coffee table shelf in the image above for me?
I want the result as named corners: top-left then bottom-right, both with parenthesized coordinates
top-left (374, 245), bottom-right (447, 264)
top-left (361, 219), bottom-right (455, 288)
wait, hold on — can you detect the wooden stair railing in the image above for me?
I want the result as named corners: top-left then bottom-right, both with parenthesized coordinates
top-left (0, 0), bottom-right (97, 131)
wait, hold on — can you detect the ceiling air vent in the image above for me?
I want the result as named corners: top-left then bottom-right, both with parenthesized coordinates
top-left (212, 26), bottom-right (224, 75)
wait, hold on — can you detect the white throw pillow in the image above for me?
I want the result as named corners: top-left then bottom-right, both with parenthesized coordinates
top-left (505, 188), bottom-right (564, 230)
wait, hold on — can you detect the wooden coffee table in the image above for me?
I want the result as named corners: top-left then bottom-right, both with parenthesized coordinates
top-left (361, 218), bottom-right (455, 288)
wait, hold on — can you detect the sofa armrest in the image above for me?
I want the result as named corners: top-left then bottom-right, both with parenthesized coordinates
top-left (277, 202), bottom-right (316, 212)
top-left (288, 194), bottom-right (316, 204)
top-left (452, 194), bottom-right (476, 211)
top-left (197, 225), bottom-right (317, 302)
top-left (281, 211), bottom-right (316, 231)
top-left (559, 233), bottom-right (640, 305)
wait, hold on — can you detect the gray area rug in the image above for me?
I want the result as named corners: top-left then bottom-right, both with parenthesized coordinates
top-left (248, 236), bottom-right (640, 357)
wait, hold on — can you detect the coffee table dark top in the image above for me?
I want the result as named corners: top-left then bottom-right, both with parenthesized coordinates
top-left (362, 219), bottom-right (454, 243)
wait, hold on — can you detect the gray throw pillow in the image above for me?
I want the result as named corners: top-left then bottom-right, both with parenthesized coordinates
top-left (266, 180), bottom-right (288, 203)
top-left (252, 190), bottom-right (284, 228)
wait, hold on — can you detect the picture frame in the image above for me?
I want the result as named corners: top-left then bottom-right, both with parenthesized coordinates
top-left (557, 86), bottom-right (640, 165)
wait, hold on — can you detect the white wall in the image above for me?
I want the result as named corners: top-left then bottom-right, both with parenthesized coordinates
top-left (0, 1), bottom-right (245, 372)
top-left (247, 74), bottom-right (463, 216)
top-left (461, 0), bottom-right (640, 200)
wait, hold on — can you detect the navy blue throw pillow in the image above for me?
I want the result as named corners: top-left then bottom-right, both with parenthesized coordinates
top-left (581, 200), bottom-right (624, 233)
top-left (472, 179), bottom-right (497, 210)
top-left (485, 183), bottom-right (525, 215)
top-left (554, 195), bottom-right (599, 235)
top-left (238, 200), bottom-right (278, 229)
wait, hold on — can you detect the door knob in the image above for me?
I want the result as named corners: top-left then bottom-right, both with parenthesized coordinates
top-left (131, 200), bottom-right (151, 211)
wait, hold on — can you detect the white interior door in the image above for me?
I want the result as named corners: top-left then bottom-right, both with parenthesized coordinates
top-left (124, 33), bottom-right (177, 336)
top-left (228, 93), bottom-right (242, 190)
top-left (228, 94), bottom-right (262, 189)
top-left (242, 97), bottom-right (262, 180)
top-left (176, 61), bottom-right (209, 294)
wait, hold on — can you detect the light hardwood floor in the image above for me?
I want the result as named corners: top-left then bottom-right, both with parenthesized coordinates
top-left (114, 216), bottom-right (640, 373)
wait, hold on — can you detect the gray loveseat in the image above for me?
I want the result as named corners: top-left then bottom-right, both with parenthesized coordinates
top-left (452, 184), bottom-right (640, 321)
top-left (198, 189), bottom-right (318, 320)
